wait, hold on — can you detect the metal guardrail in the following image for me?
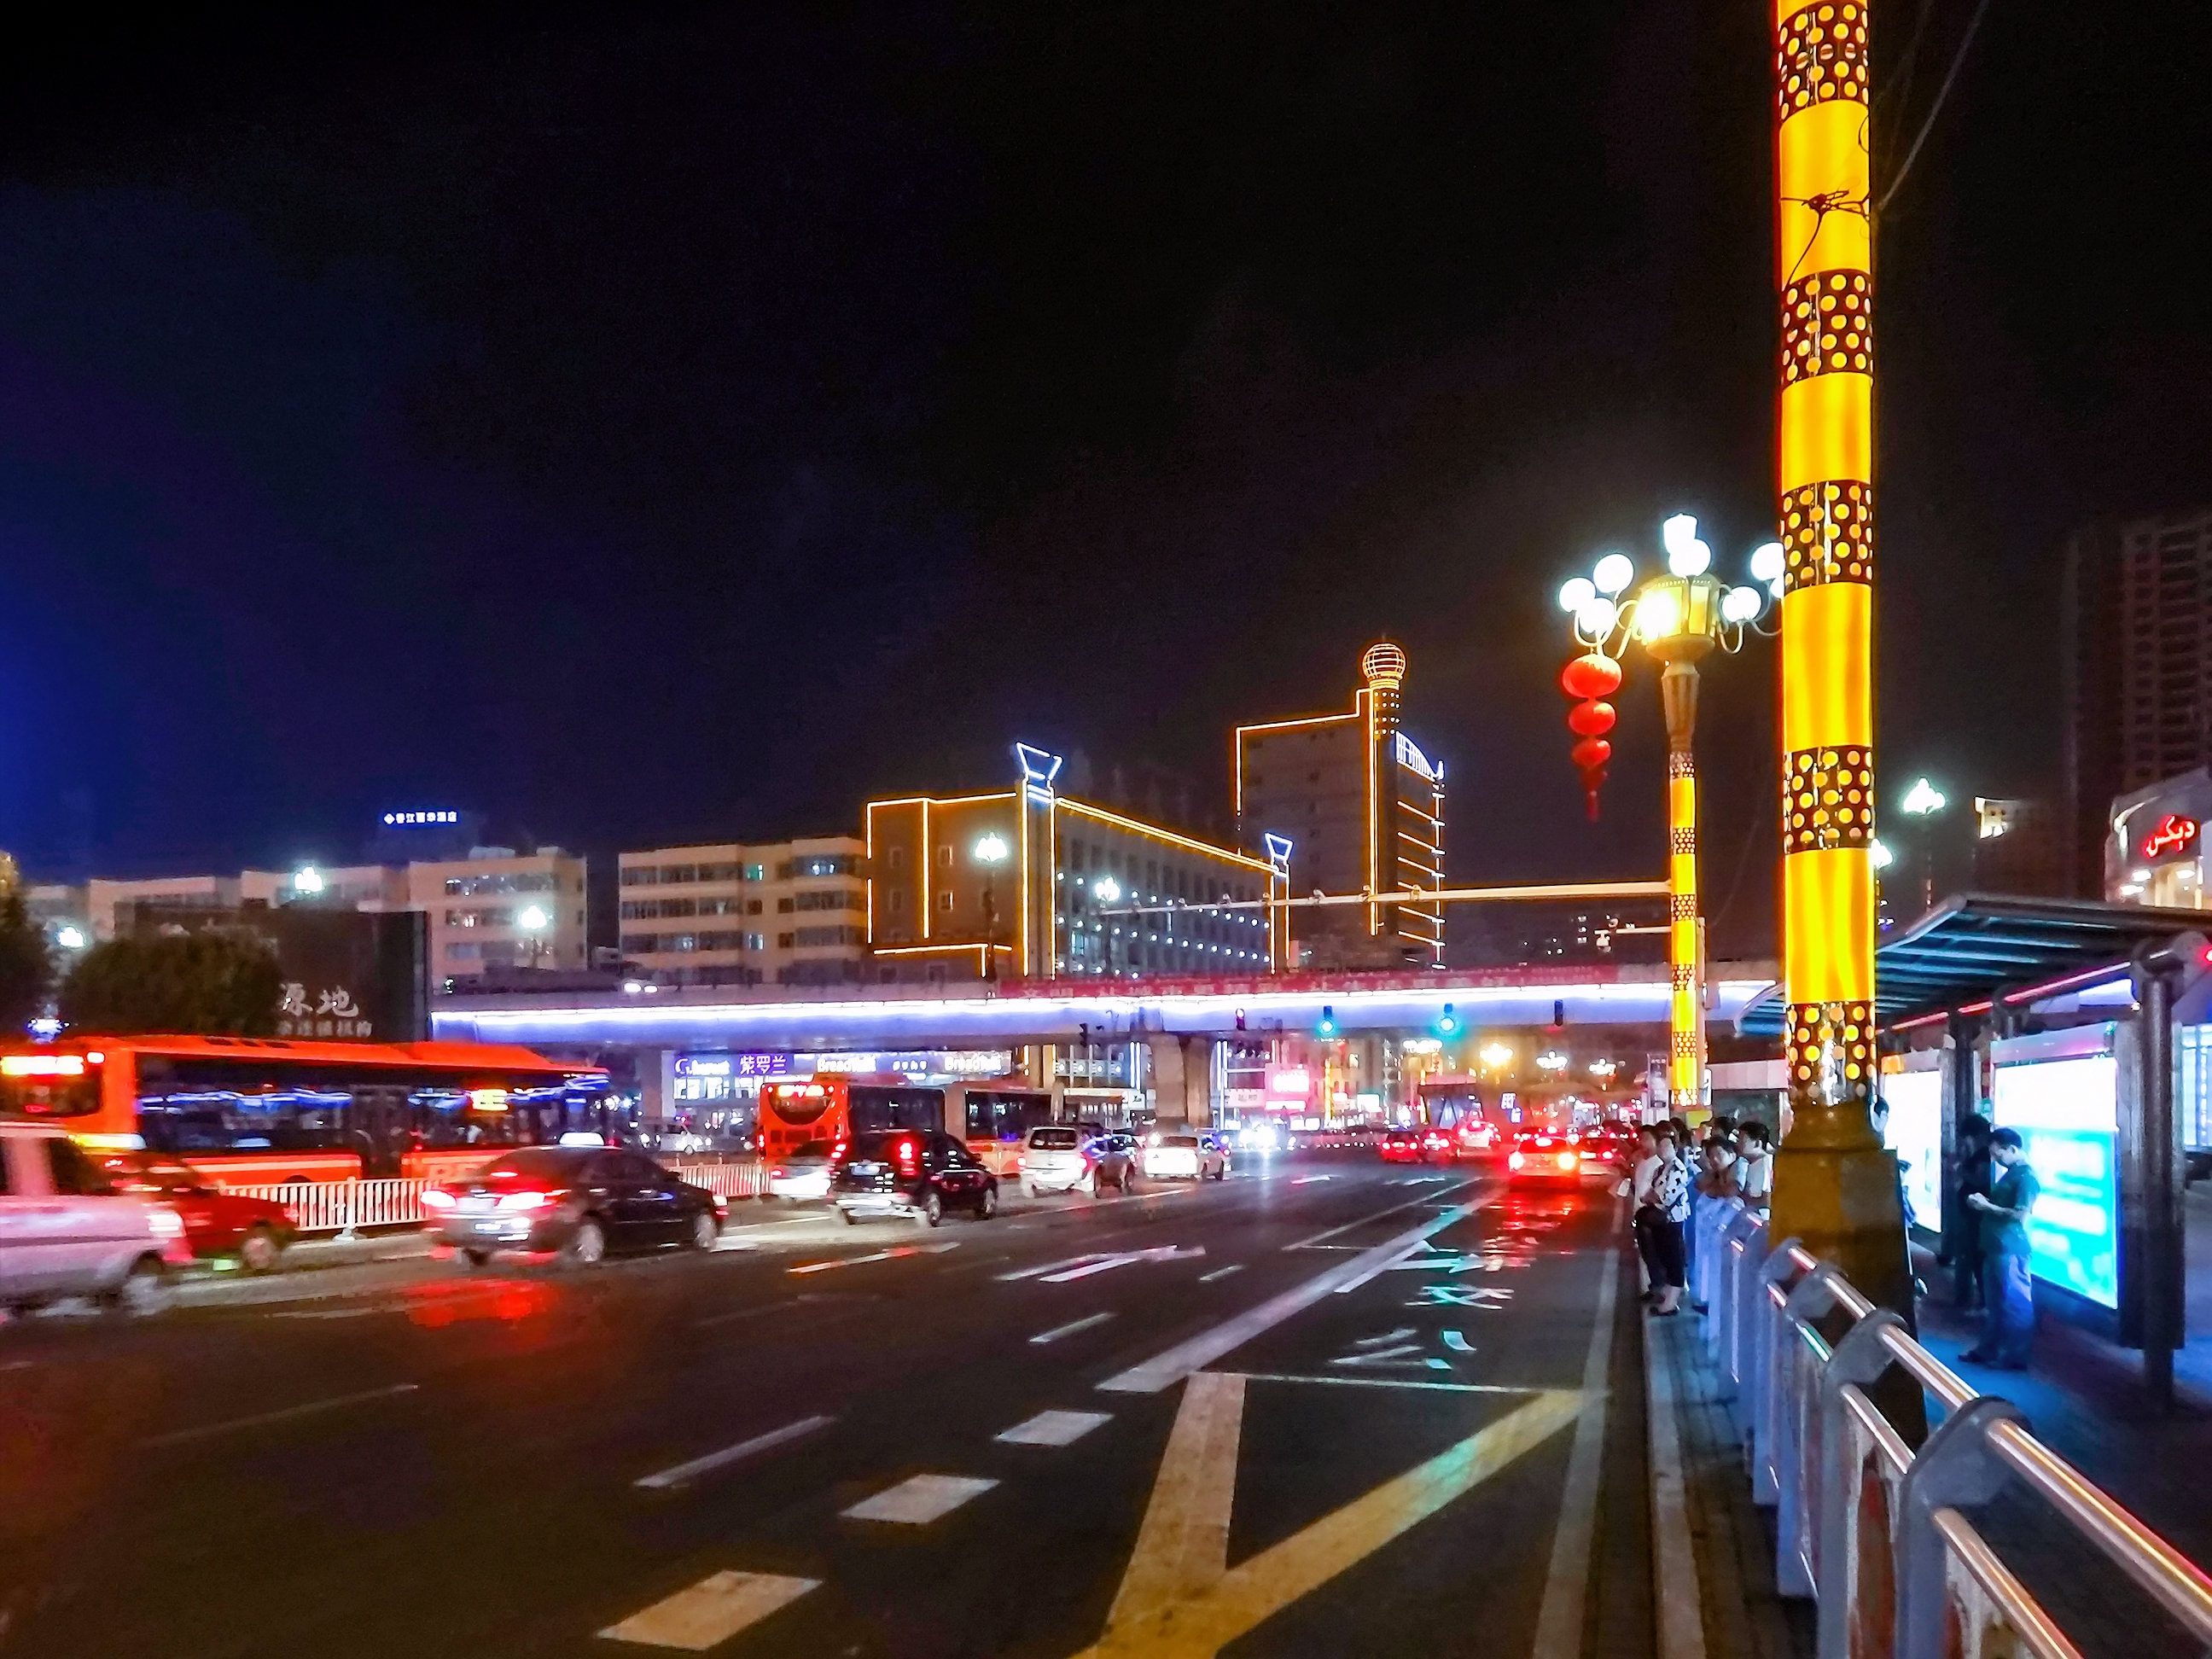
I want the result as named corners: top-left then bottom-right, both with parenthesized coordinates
top-left (1687, 1195), bottom-right (2212, 1659)
top-left (219, 1161), bottom-right (771, 1234)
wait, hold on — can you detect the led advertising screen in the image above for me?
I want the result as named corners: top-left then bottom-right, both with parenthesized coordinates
top-left (1880, 1068), bottom-right (1942, 1237)
top-left (1991, 1053), bottom-right (2119, 1309)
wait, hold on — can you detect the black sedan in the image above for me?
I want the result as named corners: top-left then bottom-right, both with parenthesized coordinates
top-left (422, 1146), bottom-right (725, 1266)
top-left (830, 1130), bottom-right (998, 1225)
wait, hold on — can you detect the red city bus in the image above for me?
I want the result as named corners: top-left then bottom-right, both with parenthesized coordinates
top-left (0, 1035), bottom-right (614, 1186)
top-left (759, 1073), bottom-right (1057, 1176)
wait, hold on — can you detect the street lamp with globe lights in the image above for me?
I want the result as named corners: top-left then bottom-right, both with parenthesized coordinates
top-left (1557, 514), bottom-right (1780, 1115)
top-left (973, 833), bottom-right (1010, 982)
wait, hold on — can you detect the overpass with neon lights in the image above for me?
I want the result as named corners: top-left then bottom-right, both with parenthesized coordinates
top-left (431, 962), bottom-right (1779, 1053)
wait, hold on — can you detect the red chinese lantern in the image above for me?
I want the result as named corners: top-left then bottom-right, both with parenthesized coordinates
top-left (1569, 736), bottom-right (1612, 772)
top-left (1559, 652), bottom-right (1622, 700)
top-left (1567, 699), bottom-right (1616, 737)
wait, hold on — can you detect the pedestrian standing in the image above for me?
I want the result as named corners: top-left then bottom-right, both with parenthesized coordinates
top-left (1642, 1126), bottom-right (1691, 1315)
top-left (1962, 1127), bottom-right (2040, 1369)
top-left (1732, 1121), bottom-right (1773, 1212)
top-left (1630, 1126), bottom-right (1663, 1300)
top-left (1947, 1115), bottom-right (1993, 1309)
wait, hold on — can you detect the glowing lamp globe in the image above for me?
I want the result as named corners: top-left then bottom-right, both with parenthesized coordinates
top-left (1749, 541), bottom-right (1785, 585)
top-left (1558, 576), bottom-right (1597, 614)
top-left (1592, 552), bottom-right (1635, 596)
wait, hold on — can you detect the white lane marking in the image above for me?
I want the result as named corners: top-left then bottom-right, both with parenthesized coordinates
top-left (692, 1297), bottom-right (802, 1329)
top-left (1041, 1246), bottom-right (1206, 1283)
top-left (841, 1473), bottom-right (998, 1524)
top-left (998, 1252), bottom-right (1113, 1281)
top-left (787, 1242), bottom-right (958, 1275)
top-left (1239, 1371), bottom-right (1534, 1394)
top-left (997, 1410), bottom-right (1112, 1447)
top-left (633, 1415), bottom-right (835, 1492)
top-left (1197, 1264), bottom-right (1244, 1283)
top-left (1097, 1194), bottom-right (1492, 1394)
top-left (1289, 1175), bottom-right (1335, 1185)
top-left (1352, 1327), bottom-right (1417, 1348)
top-left (1032, 1312), bottom-right (1116, 1345)
top-left (141, 1383), bottom-right (418, 1447)
top-left (0, 1359), bottom-right (35, 1371)
top-left (599, 1570), bottom-right (819, 1650)
top-left (1282, 1181), bottom-right (1469, 1251)
top-left (1330, 1344), bottom-right (1425, 1367)
top-left (1532, 1202), bottom-right (1626, 1659)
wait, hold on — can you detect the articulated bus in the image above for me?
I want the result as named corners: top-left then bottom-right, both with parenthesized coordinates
top-left (0, 1036), bottom-right (614, 1185)
top-left (759, 1073), bottom-right (1057, 1177)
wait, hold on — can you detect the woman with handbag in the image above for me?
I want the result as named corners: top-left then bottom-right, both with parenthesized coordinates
top-left (1636, 1125), bottom-right (1691, 1314)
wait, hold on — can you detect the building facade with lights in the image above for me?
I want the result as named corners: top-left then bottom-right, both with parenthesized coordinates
top-left (866, 746), bottom-right (1277, 984)
top-left (1233, 643), bottom-right (1445, 968)
top-left (406, 849), bottom-right (588, 981)
top-left (617, 836), bottom-right (867, 987)
top-left (2104, 769), bottom-right (2212, 909)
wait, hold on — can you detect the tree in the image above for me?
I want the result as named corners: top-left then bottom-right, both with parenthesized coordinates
top-left (0, 883), bottom-right (52, 1037)
top-left (60, 929), bottom-right (283, 1036)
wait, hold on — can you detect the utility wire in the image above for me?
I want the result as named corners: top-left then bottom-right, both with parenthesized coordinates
top-left (1877, 0), bottom-right (1997, 218)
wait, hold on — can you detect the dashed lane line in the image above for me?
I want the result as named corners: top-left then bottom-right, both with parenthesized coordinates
top-left (632, 1415), bottom-right (835, 1493)
top-left (841, 1473), bottom-right (998, 1524)
top-left (140, 1382), bottom-right (419, 1448)
top-left (997, 1410), bottom-right (1112, 1447)
top-left (1237, 1371), bottom-right (1538, 1395)
top-left (1196, 1265), bottom-right (1244, 1283)
top-left (598, 1570), bottom-right (819, 1650)
top-left (1031, 1312), bottom-right (1116, 1345)
top-left (787, 1241), bottom-right (959, 1275)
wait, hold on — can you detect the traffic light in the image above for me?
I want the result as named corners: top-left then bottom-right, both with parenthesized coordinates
top-left (1317, 1004), bottom-right (1338, 1039)
top-left (1435, 1002), bottom-right (1460, 1039)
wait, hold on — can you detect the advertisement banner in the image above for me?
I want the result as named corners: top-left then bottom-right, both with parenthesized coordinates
top-left (1992, 1052), bottom-right (2119, 1309)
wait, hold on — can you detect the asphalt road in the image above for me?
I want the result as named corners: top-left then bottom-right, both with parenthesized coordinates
top-left (0, 1159), bottom-right (1655, 1659)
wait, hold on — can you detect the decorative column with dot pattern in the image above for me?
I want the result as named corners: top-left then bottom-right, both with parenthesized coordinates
top-left (1769, 0), bottom-right (1917, 1344)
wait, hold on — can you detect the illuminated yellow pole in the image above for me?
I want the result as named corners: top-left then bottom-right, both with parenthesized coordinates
top-left (1661, 664), bottom-right (1702, 1115)
top-left (1767, 0), bottom-right (1915, 1328)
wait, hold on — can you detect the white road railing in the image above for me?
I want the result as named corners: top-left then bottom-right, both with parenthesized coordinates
top-left (218, 1160), bottom-right (770, 1235)
top-left (1687, 1196), bottom-right (2212, 1659)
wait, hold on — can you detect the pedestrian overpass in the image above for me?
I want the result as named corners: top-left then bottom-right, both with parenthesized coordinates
top-left (432, 961), bottom-right (1778, 1052)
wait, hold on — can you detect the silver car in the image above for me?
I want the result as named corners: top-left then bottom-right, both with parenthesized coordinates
top-left (1, 1123), bottom-right (189, 1316)
top-left (1018, 1126), bottom-right (1136, 1196)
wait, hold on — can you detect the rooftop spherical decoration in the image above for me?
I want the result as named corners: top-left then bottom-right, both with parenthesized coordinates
top-left (1360, 641), bottom-right (1408, 685)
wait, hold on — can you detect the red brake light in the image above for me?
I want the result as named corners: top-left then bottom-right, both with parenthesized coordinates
top-left (1508, 1151), bottom-right (1526, 1171)
top-left (497, 1189), bottom-right (555, 1212)
top-left (1556, 1151), bottom-right (1579, 1171)
top-left (894, 1138), bottom-right (918, 1174)
top-left (420, 1186), bottom-right (457, 1211)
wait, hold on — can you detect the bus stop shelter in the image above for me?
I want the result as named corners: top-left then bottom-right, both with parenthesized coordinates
top-left (1738, 894), bottom-right (2208, 1408)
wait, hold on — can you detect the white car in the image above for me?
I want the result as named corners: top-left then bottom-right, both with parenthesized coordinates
top-left (767, 1138), bottom-right (835, 1202)
top-left (1, 1123), bottom-right (189, 1316)
top-left (1017, 1125), bottom-right (1093, 1195)
top-left (1141, 1132), bottom-right (1229, 1182)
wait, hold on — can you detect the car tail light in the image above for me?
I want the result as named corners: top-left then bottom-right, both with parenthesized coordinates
top-left (1556, 1151), bottom-right (1579, 1171)
top-left (1509, 1151), bottom-right (1526, 1171)
top-left (496, 1189), bottom-right (556, 1211)
top-left (420, 1186), bottom-right (458, 1212)
top-left (894, 1138), bottom-right (918, 1176)
top-left (769, 1167), bottom-right (786, 1179)
top-left (148, 1207), bottom-right (185, 1240)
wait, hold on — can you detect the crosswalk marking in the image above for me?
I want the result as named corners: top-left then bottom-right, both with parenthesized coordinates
top-left (841, 1473), bottom-right (998, 1524)
top-left (598, 1570), bottom-right (818, 1650)
top-left (997, 1410), bottom-right (1113, 1447)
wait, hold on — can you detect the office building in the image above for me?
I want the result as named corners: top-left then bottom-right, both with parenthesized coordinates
top-left (1233, 642), bottom-right (1446, 968)
top-left (617, 835), bottom-right (867, 986)
top-left (2064, 509), bottom-right (2212, 895)
top-left (866, 746), bottom-right (1278, 983)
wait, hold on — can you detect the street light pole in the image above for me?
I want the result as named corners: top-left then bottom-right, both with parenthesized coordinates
top-left (1768, 0), bottom-right (1918, 1343)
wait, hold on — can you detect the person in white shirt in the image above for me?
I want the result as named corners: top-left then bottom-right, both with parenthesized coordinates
top-left (1732, 1121), bottom-right (1773, 1210)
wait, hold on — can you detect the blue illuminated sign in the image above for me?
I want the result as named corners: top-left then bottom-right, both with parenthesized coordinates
top-left (1992, 1051), bottom-right (2119, 1309)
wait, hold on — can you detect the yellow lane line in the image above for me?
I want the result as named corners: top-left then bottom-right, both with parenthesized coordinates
top-left (1104, 1371), bottom-right (1247, 1632)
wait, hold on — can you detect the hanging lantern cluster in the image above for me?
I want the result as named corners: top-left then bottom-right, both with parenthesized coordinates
top-left (1558, 651), bottom-right (1621, 819)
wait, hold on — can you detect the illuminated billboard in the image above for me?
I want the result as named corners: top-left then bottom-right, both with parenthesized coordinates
top-left (1991, 1045), bottom-right (2119, 1310)
top-left (1879, 1067), bottom-right (1942, 1237)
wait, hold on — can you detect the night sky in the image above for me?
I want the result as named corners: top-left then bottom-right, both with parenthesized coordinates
top-left (2, 6), bottom-right (2206, 958)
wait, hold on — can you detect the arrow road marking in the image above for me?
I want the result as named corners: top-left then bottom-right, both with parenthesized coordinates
top-left (1041, 1246), bottom-right (1207, 1284)
top-left (1441, 1330), bottom-right (1475, 1353)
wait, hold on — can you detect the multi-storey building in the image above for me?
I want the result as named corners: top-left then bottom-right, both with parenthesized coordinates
top-left (617, 836), bottom-right (866, 986)
top-left (866, 747), bottom-right (1277, 984)
top-left (2064, 509), bottom-right (2212, 895)
top-left (1233, 642), bottom-right (1446, 968)
top-left (409, 849), bottom-right (589, 980)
